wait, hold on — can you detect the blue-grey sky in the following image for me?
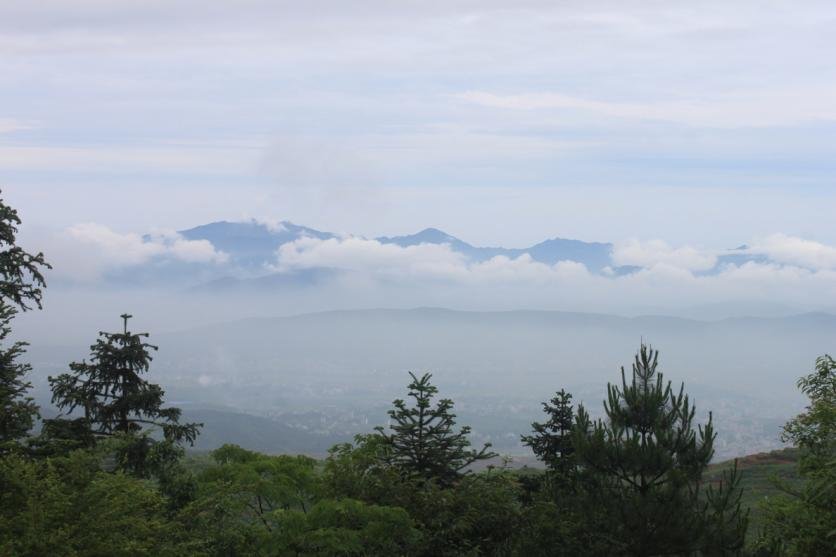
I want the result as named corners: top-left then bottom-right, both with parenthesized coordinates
top-left (3, 0), bottom-right (836, 248)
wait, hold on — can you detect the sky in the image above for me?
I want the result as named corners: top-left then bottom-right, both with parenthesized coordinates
top-left (1, 1), bottom-right (836, 248)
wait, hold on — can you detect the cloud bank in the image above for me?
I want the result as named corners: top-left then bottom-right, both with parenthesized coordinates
top-left (612, 239), bottom-right (717, 272)
top-left (19, 222), bottom-right (836, 329)
top-left (748, 234), bottom-right (836, 271)
top-left (50, 223), bottom-right (228, 281)
top-left (266, 234), bottom-right (836, 312)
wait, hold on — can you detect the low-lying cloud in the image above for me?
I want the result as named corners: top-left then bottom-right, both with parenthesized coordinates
top-left (612, 239), bottom-right (717, 272)
top-left (274, 236), bottom-right (467, 280)
top-left (68, 223), bottom-right (228, 265)
top-left (747, 234), bottom-right (836, 271)
top-left (40, 224), bottom-right (836, 315)
top-left (267, 234), bottom-right (836, 312)
top-left (276, 236), bottom-right (594, 284)
top-left (53, 223), bottom-right (228, 280)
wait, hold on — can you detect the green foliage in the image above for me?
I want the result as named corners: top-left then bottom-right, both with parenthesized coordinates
top-left (573, 344), bottom-right (747, 556)
top-left (178, 444), bottom-right (421, 556)
top-left (29, 416), bottom-right (97, 458)
top-left (703, 461), bottom-right (750, 555)
top-left (0, 190), bottom-right (50, 451)
top-left (517, 389), bottom-right (610, 556)
top-left (324, 434), bottom-right (400, 503)
top-left (522, 388), bottom-right (577, 483)
top-left (0, 451), bottom-right (186, 556)
top-left (783, 354), bottom-right (835, 471)
top-left (512, 496), bottom-right (610, 557)
top-left (322, 373), bottom-right (521, 554)
top-left (325, 434), bottom-right (521, 556)
top-left (375, 372), bottom-right (496, 487)
top-left (0, 305), bottom-right (39, 449)
top-left (702, 448), bottom-right (800, 537)
top-left (263, 498), bottom-right (421, 556)
top-left (45, 314), bottom-right (201, 475)
top-left (0, 190), bottom-right (50, 312)
top-left (754, 355), bottom-right (836, 556)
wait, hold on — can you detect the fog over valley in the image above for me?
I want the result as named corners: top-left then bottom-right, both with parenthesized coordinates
top-left (22, 302), bottom-right (828, 461)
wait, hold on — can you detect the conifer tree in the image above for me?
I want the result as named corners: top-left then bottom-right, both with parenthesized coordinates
top-left (0, 305), bottom-right (39, 448)
top-left (46, 314), bottom-right (201, 472)
top-left (573, 344), bottom-right (747, 555)
top-left (0, 190), bottom-right (49, 449)
top-left (522, 389), bottom-right (576, 481)
top-left (376, 372), bottom-right (496, 486)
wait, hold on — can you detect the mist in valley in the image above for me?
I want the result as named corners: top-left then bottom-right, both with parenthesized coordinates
top-left (17, 278), bottom-right (828, 462)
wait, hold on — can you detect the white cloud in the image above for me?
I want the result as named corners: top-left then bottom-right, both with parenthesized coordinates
top-left (66, 223), bottom-right (165, 266)
top-left (32, 223), bottom-right (836, 315)
top-left (275, 236), bottom-right (468, 280)
top-left (458, 87), bottom-right (836, 128)
top-left (467, 255), bottom-right (590, 283)
top-left (612, 239), bottom-right (717, 272)
top-left (64, 223), bottom-right (228, 277)
top-left (273, 234), bottom-right (836, 297)
top-left (275, 236), bottom-right (594, 284)
top-left (164, 233), bottom-right (229, 264)
top-left (263, 233), bottom-right (836, 313)
top-left (249, 218), bottom-right (287, 233)
top-left (748, 234), bottom-right (836, 270)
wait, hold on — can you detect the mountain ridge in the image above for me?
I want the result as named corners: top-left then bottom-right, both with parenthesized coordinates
top-left (109, 219), bottom-right (772, 290)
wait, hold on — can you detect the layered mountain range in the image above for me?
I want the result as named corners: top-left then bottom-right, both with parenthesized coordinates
top-left (112, 220), bottom-right (768, 289)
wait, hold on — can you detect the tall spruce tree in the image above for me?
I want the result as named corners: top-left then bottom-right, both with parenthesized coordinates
top-left (46, 314), bottom-right (200, 472)
top-left (522, 389), bottom-right (577, 481)
top-left (573, 344), bottom-right (747, 556)
top-left (376, 372), bottom-right (496, 486)
top-left (0, 191), bottom-right (49, 450)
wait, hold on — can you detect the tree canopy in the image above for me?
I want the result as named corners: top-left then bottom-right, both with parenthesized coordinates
top-left (756, 355), bottom-right (836, 555)
top-left (375, 371), bottom-right (496, 486)
top-left (45, 314), bottom-right (201, 474)
top-left (573, 344), bottom-right (747, 555)
top-left (0, 190), bottom-right (50, 450)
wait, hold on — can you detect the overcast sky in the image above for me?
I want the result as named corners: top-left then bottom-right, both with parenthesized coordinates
top-left (3, 0), bottom-right (836, 248)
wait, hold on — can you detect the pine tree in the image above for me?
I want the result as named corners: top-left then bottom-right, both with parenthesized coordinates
top-left (46, 314), bottom-right (201, 473)
top-left (376, 372), bottom-right (496, 486)
top-left (521, 389), bottom-right (576, 481)
top-left (0, 190), bottom-right (49, 450)
top-left (573, 344), bottom-right (747, 555)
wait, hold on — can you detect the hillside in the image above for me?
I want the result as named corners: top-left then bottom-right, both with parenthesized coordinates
top-left (705, 448), bottom-right (802, 537)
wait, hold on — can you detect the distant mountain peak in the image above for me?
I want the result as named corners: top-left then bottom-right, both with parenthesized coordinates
top-left (179, 219), bottom-right (336, 269)
top-left (377, 228), bottom-right (469, 248)
top-left (412, 228), bottom-right (459, 242)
